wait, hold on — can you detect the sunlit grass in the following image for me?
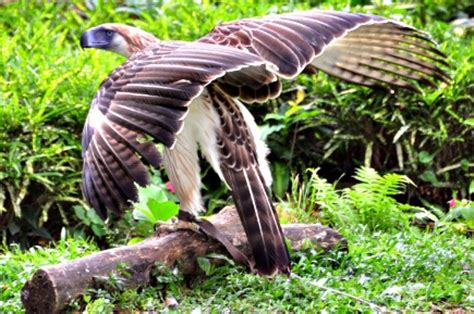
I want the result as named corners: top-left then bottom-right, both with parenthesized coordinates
top-left (0, 236), bottom-right (98, 312)
top-left (1, 204), bottom-right (472, 312)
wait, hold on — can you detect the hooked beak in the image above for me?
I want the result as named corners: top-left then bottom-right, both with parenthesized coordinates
top-left (80, 29), bottom-right (109, 49)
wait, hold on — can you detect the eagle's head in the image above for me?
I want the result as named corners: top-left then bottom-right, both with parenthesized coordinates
top-left (80, 23), bottom-right (158, 57)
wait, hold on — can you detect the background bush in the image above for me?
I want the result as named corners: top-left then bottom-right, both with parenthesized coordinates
top-left (0, 0), bottom-right (472, 246)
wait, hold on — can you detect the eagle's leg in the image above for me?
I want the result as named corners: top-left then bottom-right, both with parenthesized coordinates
top-left (154, 106), bottom-right (206, 236)
top-left (154, 96), bottom-right (252, 268)
top-left (154, 214), bottom-right (201, 236)
top-left (155, 210), bottom-right (254, 270)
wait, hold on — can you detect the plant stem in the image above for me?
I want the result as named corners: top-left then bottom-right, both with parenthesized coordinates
top-left (290, 273), bottom-right (386, 312)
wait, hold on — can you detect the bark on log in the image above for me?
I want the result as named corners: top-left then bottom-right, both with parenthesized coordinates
top-left (21, 206), bottom-right (346, 313)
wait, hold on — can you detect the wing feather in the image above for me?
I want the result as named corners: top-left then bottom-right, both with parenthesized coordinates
top-left (82, 164), bottom-right (106, 218)
top-left (200, 9), bottom-right (449, 95)
top-left (87, 142), bottom-right (123, 213)
top-left (82, 41), bottom-right (272, 217)
top-left (83, 10), bottom-right (449, 218)
top-left (101, 121), bottom-right (162, 168)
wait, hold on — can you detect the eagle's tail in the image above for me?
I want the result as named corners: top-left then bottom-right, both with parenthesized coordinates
top-left (223, 165), bottom-right (291, 275)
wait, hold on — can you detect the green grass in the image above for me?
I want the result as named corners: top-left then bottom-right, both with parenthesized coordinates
top-left (0, 236), bottom-right (98, 312)
top-left (1, 213), bottom-right (472, 312)
top-left (1, 169), bottom-right (472, 312)
top-left (1, 0), bottom-right (472, 247)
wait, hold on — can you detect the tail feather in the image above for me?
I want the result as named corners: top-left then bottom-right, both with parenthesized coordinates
top-left (208, 85), bottom-right (290, 274)
top-left (223, 165), bottom-right (290, 275)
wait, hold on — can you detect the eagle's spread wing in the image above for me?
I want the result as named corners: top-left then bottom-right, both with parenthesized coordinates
top-left (199, 10), bottom-right (449, 101)
top-left (83, 10), bottom-right (450, 219)
top-left (82, 41), bottom-right (275, 218)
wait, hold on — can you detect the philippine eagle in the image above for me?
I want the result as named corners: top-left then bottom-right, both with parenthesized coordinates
top-left (79, 10), bottom-right (449, 275)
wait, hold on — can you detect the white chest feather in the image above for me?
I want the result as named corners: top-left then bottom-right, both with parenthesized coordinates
top-left (163, 88), bottom-right (272, 213)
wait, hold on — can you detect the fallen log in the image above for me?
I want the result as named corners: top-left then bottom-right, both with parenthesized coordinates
top-left (21, 206), bottom-right (346, 313)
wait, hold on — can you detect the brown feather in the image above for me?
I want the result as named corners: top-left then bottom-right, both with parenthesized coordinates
top-left (210, 85), bottom-right (290, 274)
top-left (200, 10), bottom-right (449, 92)
top-left (82, 41), bottom-right (272, 218)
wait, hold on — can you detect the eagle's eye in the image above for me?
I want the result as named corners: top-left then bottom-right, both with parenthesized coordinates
top-left (105, 30), bottom-right (114, 37)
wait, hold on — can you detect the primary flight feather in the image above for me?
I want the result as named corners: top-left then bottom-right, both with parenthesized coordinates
top-left (80, 10), bottom-right (448, 275)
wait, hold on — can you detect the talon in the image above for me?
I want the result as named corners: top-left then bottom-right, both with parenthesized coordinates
top-left (155, 219), bottom-right (201, 236)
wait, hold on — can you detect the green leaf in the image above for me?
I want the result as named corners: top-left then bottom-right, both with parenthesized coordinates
top-left (460, 204), bottom-right (474, 223)
top-left (418, 151), bottom-right (433, 164)
top-left (393, 124), bottom-right (410, 143)
top-left (127, 237), bottom-right (144, 245)
top-left (86, 207), bottom-right (105, 225)
top-left (133, 181), bottom-right (180, 223)
top-left (73, 205), bottom-right (88, 224)
top-left (460, 159), bottom-right (470, 171)
top-left (147, 200), bottom-right (179, 222)
top-left (264, 113), bottom-right (285, 121)
top-left (133, 205), bottom-right (155, 222)
top-left (206, 253), bottom-right (235, 266)
top-left (197, 256), bottom-right (213, 275)
top-left (91, 224), bottom-right (106, 237)
top-left (259, 124), bottom-right (285, 141)
top-left (463, 117), bottom-right (474, 126)
top-left (272, 162), bottom-right (290, 199)
top-left (285, 105), bottom-right (303, 117)
top-left (139, 184), bottom-right (167, 204)
top-left (419, 170), bottom-right (438, 184)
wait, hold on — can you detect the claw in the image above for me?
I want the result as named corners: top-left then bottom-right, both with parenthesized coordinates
top-left (155, 218), bottom-right (200, 236)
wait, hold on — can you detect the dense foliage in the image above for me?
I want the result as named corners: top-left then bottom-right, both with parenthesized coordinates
top-left (1, 0), bottom-right (472, 247)
top-left (0, 0), bottom-right (471, 244)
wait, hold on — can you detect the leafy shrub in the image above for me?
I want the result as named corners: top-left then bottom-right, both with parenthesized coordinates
top-left (262, 1), bottom-right (473, 208)
top-left (285, 166), bottom-right (474, 236)
top-left (445, 199), bottom-right (474, 228)
top-left (0, 0), bottom-right (303, 246)
top-left (284, 167), bottom-right (419, 231)
top-left (344, 167), bottom-right (415, 231)
top-left (418, 198), bottom-right (474, 233)
top-left (0, 0), bottom-right (472, 247)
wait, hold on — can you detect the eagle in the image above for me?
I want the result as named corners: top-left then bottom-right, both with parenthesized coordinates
top-left (79, 9), bottom-right (449, 275)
